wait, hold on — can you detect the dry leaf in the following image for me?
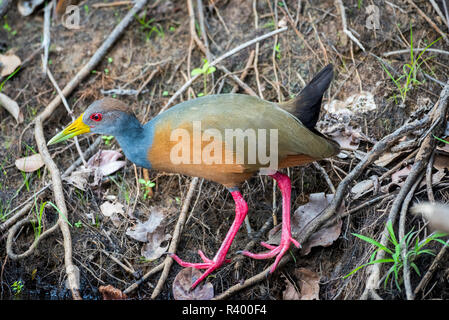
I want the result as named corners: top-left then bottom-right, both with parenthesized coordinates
top-left (100, 201), bottom-right (125, 218)
top-left (87, 150), bottom-right (126, 176)
top-left (323, 91), bottom-right (377, 114)
top-left (100, 201), bottom-right (125, 227)
top-left (0, 93), bottom-right (23, 124)
top-left (282, 278), bottom-right (300, 300)
top-left (391, 165), bottom-right (412, 184)
top-left (411, 202), bottom-right (449, 233)
top-left (434, 154), bottom-right (449, 171)
top-left (141, 231), bottom-right (171, 261)
top-left (328, 127), bottom-right (361, 151)
top-left (351, 179), bottom-right (374, 199)
top-left (374, 151), bottom-right (403, 167)
top-left (295, 268), bottom-right (320, 300)
top-left (172, 268), bottom-right (214, 300)
top-left (99, 285), bottom-right (128, 300)
top-left (63, 166), bottom-right (93, 191)
top-left (0, 54), bottom-right (21, 77)
top-left (126, 208), bottom-right (165, 242)
top-left (267, 193), bottom-right (343, 255)
top-left (15, 153), bottom-right (45, 172)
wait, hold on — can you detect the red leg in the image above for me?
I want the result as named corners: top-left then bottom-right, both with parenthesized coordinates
top-left (169, 188), bottom-right (248, 289)
top-left (240, 172), bottom-right (300, 272)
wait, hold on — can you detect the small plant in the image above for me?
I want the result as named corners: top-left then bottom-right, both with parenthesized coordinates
top-left (135, 11), bottom-right (164, 41)
top-left (274, 44), bottom-right (281, 60)
top-left (31, 200), bottom-right (46, 240)
top-left (379, 24), bottom-right (441, 105)
top-left (345, 220), bottom-right (448, 290)
top-left (138, 178), bottom-right (155, 200)
top-left (11, 280), bottom-right (24, 295)
top-left (191, 59), bottom-right (216, 96)
top-left (101, 135), bottom-right (114, 145)
top-left (74, 220), bottom-right (83, 228)
top-left (0, 66), bottom-right (20, 93)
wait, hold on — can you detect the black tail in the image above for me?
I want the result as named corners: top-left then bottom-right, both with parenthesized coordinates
top-left (281, 64), bottom-right (333, 130)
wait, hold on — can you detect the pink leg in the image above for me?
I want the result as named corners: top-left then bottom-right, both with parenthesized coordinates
top-left (169, 189), bottom-right (248, 289)
top-left (240, 172), bottom-right (300, 272)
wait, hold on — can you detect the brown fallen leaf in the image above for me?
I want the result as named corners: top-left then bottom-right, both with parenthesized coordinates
top-left (0, 54), bottom-right (21, 77)
top-left (87, 150), bottom-right (126, 176)
top-left (63, 166), bottom-right (93, 191)
top-left (282, 277), bottom-right (300, 300)
top-left (434, 154), bottom-right (449, 171)
top-left (267, 193), bottom-right (343, 256)
top-left (391, 165), bottom-right (412, 184)
top-left (0, 93), bottom-right (23, 124)
top-left (172, 267), bottom-right (214, 300)
top-left (15, 153), bottom-right (45, 172)
top-left (295, 268), bottom-right (320, 300)
top-left (374, 151), bottom-right (403, 167)
top-left (141, 231), bottom-right (171, 261)
top-left (351, 179), bottom-right (374, 199)
top-left (100, 201), bottom-right (125, 227)
top-left (99, 285), bottom-right (128, 300)
top-left (126, 208), bottom-right (165, 242)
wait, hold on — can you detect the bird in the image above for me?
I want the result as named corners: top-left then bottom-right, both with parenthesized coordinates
top-left (48, 64), bottom-right (339, 289)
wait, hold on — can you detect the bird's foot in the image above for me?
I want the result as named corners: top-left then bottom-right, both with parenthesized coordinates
top-left (239, 235), bottom-right (300, 273)
top-left (169, 250), bottom-right (231, 290)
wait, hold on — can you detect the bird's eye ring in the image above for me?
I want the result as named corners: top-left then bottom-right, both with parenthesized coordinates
top-left (90, 113), bottom-right (102, 122)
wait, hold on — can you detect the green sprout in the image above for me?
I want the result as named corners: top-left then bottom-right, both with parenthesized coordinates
top-left (191, 59), bottom-right (216, 96)
top-left (274, 44), bottom-right (281, 60)
top-left (135, 11), bottom-right (164, 41)
top-left (138, 178), bottom-right (155, 200)
top-left (0, 66), bottom-right (20, 93)
top-left (31, 200), bottom-right (46, 240)
top-left (345, 220), bottom-right (448, 290)
top-left (101, 135), bottom-right (114, 145)
top-left (11, 280), bottom-right (24, 295)
top-left (379, 23), bottom-right (441, 105)
top-left (75, 220), bottom-right (83, 228)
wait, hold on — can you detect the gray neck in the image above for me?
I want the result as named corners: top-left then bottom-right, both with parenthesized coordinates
top-left (113, 114), bottom-right (152, 169)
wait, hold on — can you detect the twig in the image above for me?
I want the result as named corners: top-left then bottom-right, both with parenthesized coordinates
top-left (399, 172), bottom-right (424, 300)
top-left (253, 0), bottom-right (264, 98)
top-left (313, 162), bottom-right (335, 193)
top-left (123, 262), bottom-right (164, 294)
top-left (136, 68), bottom-right (159, 97)
top-left (0, 203), bottom-right (33, 234)
top-left (42, 1), bottom-right (53, 75)
top-left (414, 239), bottom-right (449, 296)
top-left (230, 50), bottom-right (255, 93)
top-left (335, 0), bottom-right (365, 51)
top-left (151, 177), bottom-right (199, 299)
top-left (158, 27), bottom-right (288, 114)
top-left (383, 48), bottom-right (449, 57)
top-left (404, 0), bottom-right (449, 44)
top-left (426, 151), bottom-right (436, 203)
top-left (429, 0), bottom-right (449, 30)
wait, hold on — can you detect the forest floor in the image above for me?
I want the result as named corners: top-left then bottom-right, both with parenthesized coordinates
top-left (1, 0), bottom-right (449, 300)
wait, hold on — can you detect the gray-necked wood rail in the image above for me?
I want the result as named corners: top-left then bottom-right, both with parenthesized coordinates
top-left (48, 64), bottom-right (339, 289)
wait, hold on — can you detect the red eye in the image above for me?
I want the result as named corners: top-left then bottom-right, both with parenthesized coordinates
top-left (90, 113), bottom-right (102, 122)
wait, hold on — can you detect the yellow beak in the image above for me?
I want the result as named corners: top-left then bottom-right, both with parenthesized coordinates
top-left (47, 113), bottom-right (90, 145)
